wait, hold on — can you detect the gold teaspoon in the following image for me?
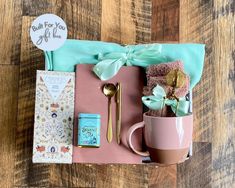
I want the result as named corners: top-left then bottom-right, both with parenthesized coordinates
top-left (103, 83), bottom-right (117, 143)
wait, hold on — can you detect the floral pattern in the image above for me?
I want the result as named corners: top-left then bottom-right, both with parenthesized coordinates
top-left (33, 71), bottom-right (75, 164)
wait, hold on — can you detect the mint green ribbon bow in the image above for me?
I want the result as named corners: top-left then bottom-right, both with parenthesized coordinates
top-left (142, 85), bottom-right (190, 116)
top-left (93, 44), bottom-right (168, 80)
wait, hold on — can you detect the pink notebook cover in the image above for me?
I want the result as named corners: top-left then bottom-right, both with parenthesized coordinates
top-left (73, 64), bottom-right (145, 164)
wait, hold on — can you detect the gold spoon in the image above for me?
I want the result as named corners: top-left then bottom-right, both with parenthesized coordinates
top-left (103, 83), bottom-right (117, 143)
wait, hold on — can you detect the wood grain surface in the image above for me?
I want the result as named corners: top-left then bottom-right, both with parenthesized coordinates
top-left (152, 0), bottom-right (179, 42)
top-left (0, 0), bottom-right (22, 65)
top-left (101, 0), bottom-right (152, 43)
top-left (0, 66), bottom-right (19, 188)
top-left (0, 0), bottom-right (233, 187)
top-left (212, 1), bottom-right (235, 187)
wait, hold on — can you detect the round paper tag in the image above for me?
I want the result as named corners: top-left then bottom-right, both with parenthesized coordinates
top-left (30, 14), bottom-right (67, 51)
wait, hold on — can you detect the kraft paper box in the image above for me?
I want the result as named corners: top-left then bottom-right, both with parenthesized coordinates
top-left (33, 70), bottom-right (75, 164)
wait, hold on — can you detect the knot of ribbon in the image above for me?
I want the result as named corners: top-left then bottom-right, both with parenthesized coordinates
top-left (93, 44), bottom-right (168, 80)
top-left (142, 85), bottom-right (190, 117)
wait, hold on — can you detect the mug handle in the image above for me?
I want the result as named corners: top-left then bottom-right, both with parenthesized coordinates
top-left (126, 121), bottom-right (150, 157)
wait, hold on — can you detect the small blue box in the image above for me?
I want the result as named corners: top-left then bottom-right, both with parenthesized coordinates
top-left (78, 113), bottom-right (101, 147)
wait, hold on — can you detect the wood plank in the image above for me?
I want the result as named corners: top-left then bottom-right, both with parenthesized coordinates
top-left (101, 0), bottom-right (152, 44)
top-left (179, 0), bottom-right (214, 142)
top-left (101, 0), bottom-right (121, 43)
top-left (177, 142), bottom-right (212, 188)
top-left (148, 165), bottom-right (176, 188)
top-left (59, 0), bottom-right (102, 40)
top-left (23, 0), bottom-right (59, 16)
top-left (151, 0), bottom-right (179, 42)
top-left (0, 0), bottom-right (22, 65)
top-left (50, 164), bottom-right (149, 188)
top-left (130, 0), bottom-right (152, 43)
top-left (14, 16), bottom-right (47, 187)
top-left (95, 164), bottom-right (148, 188)
top-left (212, 0), bottom-right (235, 187)
top-left (0, 65), bottom-right (19, 188)
top-left (50, 164), bottom-right (97, 187)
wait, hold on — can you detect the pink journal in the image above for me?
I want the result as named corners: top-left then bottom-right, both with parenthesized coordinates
top-left (73, 64), bottom-right (145, 164)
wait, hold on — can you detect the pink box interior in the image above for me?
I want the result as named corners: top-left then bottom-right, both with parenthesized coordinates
top-left (73, 64), bottom-right (145, 164)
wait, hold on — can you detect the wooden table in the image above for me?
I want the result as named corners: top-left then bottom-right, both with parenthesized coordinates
top-left (0, 0), bottom-right (234, 187)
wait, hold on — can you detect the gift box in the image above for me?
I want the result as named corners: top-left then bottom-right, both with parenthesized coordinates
top-left (32, 39), bottom-right (206, 164)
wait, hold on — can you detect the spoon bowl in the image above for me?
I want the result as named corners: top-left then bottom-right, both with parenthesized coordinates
top-left (103, 83), bottom-right (117, 98)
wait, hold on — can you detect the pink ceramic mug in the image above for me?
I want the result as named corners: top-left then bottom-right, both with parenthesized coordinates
top-left (127, 112), bottom-right (193, 164)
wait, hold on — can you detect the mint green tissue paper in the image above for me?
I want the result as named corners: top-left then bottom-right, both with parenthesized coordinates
top-left (44, 39), bottom-right (205, 89)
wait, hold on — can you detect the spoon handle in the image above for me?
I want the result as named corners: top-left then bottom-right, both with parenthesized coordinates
top-left (107, 98), bottom-right (113, 143)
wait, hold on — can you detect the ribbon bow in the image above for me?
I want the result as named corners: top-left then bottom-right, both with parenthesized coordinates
top-left (142, 85), bottom-right (190, 116)
top-left (93, 44), bottom-right (168, 80)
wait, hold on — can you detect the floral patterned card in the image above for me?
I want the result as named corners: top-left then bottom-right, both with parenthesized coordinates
top-left (33, 70), bottom-right (75, 163)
